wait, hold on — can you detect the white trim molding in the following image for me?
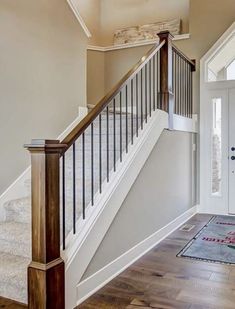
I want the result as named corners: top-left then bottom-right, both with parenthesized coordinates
top-left (88, 34), bottom-right (190, 52)
top-left (67, 0), bottom-right (92, 38)
top-left (76, 205), bottom-right (197, 306)
top-left (172, 114), bottom-right (198, 133)
top-left (201, 22), bottom-right (235, 83)
top-left (0, 106), bottom-right (88, 220)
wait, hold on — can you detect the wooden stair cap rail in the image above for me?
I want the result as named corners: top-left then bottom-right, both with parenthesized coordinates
top-left (25, 139), bottom-right (67, 152)
top-left (61, 40), bottom-right (166, 152)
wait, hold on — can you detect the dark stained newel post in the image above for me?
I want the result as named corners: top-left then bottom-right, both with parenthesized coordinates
top-left (158, 31), bottom-right (174, 127)
top-left (25, 139), bottom-right (66, 309)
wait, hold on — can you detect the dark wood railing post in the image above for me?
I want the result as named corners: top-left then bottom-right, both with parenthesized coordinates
top-left (158, 31), bottom-right (174, 128)
top-left (25, 139), bottom-right (66, 309)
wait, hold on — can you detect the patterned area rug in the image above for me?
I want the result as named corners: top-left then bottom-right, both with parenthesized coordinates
top-left (178, 215), bottom-right (235, 265)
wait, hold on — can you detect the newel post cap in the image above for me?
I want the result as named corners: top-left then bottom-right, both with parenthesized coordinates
top-left (24, 139), bottom-right (67, 153)
top-left (157, 31), bottom-right (174, 42)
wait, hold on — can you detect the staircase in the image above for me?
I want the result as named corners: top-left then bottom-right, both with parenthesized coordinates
top-left (0, 31), bottom-right (195, 308)
top-left (0, 113), bottom-right (139, 303)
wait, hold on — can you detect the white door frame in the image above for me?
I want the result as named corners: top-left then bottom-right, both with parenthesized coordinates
top-left (200, 21), bottom-right (235, 215)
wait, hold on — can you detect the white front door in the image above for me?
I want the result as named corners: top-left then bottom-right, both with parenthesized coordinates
top-left (200, 86), bottom-right (235, 215)
top-left (229, 88), bottom-right (235, 214)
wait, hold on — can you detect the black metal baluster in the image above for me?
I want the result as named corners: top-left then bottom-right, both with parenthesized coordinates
top-left (131, 79), bottom-right (134, 144)
top-left (149, 60), bottom-right (152, 117)
top-left (174, 51), bottom-right (177, 114)
top-left (184, 59), bottom-right (186, 116)
top-left (177, 54), bottom-right (180, 115)
top-left (106, 106), bottom-right (109, 182)
top-left (145, 64), bottom-right (148, 122)
top-left (189, 63), bottom-right (192, 118)
top-left (99, 114), bottom-right (102, 193)
top-left (82, 133), bottom-right (85, 219)
top-left (182, 57), bottom-right (184, 116)
top-left (120, 91), bottom-right (123, 162)
top-left (136, 74), bottom-right (139, 137)
top-left (113, 98), bottom-right (116, 171)
top-left (153, 54), bottom-right (156, 111)
top-left (184, 60), bottom-right (187, 117)
top-left (91, 123), bottom-right (94, 205)
top-left (62, 155), bottom-right (65, 250)
top-left (157, 52), bottom-right (160, 109)
top-left (172, 51), bottom-right (175, 113)
top-left (181, 57), bottom-right (183, 116)
top-left (125, 85), bottom-right (128, 153)
top-left (186, 62), bottom-right (189, 117)
top-left (190, 68), bottom-right (193, 118)
top-left (141, 69), bottom-right (143, 129)
top-left (72, 143), bottom-right (76, 233)
top-left (177, 53), bottom-right (179, 115)
top-left (179, 56), bottom-right (182, 116)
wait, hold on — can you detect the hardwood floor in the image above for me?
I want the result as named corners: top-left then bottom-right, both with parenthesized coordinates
top-left (0, 297), bottom-right (26, 308)
top-left (1, 214), bottom-right (235, 308)
top-left (78, 214), bottom-right (235, 309)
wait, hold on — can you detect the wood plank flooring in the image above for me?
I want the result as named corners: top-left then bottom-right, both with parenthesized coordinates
top-left (0, 297), bottom-right (26, 308)
top-left (78, 214), bottom-right (235, 309)
top-left (1, 214), bottom-right (235, 308)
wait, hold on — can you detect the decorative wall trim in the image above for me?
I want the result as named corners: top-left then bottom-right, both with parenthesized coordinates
top-left (87, 34), bottom-right (190, 52)
top-left (0, 106), bottom-right (88, 220)
top-left (114, 18), bottom-right (181, 45)
top-left (67, 0), bottom-right (92, 38)
top-left (76, 205), bottom-right (198, 306)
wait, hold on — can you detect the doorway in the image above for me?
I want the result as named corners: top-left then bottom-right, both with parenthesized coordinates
top-left (200, 22), bottom-right (235, 215)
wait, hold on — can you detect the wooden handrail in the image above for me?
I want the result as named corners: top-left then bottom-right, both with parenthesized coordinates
top-left (172, 44), bottom-right (196, 71)
top-left (61, 40), bottom-right (165, 152)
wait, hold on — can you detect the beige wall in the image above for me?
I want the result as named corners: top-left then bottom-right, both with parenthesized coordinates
top-left (87, 45), bottom-right (150, 106)
top-left (0, 0), bottom-right (88, 195)
top-left (83, 130), bottom-right (194, 279)
top-left (104, 45), bottom-right (150, 93)
top-left (100, 0), bottom-right (189, 45)
top-left (87, 50), bottom-right (105, 105)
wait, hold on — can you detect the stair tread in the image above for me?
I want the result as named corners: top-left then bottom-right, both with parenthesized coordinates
top-left (0, 222), bottom-right (31, 243)
top-left (0, 110), bottom-right (152, 303)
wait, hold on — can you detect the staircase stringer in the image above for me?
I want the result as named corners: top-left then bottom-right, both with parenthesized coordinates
top-left (64, 109), bottom-right (168, 309)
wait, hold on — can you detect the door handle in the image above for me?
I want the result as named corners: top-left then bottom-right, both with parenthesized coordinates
top-left (231, 156), bottom-right (235, 160)
top-left (232, 147), bottom-right (235, 151)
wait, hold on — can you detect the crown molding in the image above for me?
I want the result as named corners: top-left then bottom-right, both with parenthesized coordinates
top-left (67, 0), bottom-right (92, 38)
top-left (87, 33), bottom-right (190, 52)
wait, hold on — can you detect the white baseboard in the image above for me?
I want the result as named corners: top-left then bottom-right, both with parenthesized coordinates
top-left (0, 106), bottom-right (88, 219)
top-left (76, 205), bottom-right (198, 306)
